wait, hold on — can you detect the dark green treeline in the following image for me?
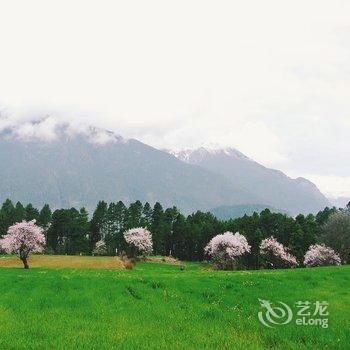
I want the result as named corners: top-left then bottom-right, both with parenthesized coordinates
top-left (0, 198), bottom-right (343, 268)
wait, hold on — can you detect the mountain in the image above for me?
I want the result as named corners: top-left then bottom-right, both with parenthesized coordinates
top-left (170, 147), bottom-right (329, 215)
top-left (0, 122), bottom-right (330, 215)
top-left (211, 204), bottom-right (288, 220)
top-left (0, 125), bottom-right (258, 213)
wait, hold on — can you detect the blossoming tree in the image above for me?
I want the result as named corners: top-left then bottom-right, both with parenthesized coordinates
top-left (204, 231), bottom-right (251, 270)
top-left (304, 244), bottom-right (341, 267)
top-left (92, 240), bottom-right (107, 256)
top-left (260, 236), bottom-right (298, 268)
top-left (0, 220), bottom-right (45, 269)
top-left (123, 227), bottom-right (153, 258)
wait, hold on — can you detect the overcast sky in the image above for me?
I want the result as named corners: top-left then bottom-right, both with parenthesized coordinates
top-left (0, 0), bottom-right (349, 197)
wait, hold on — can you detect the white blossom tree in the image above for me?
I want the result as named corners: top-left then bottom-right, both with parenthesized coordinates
top-left (92, 240), bottom-right (107, 256)
top-left (304, 244), bottom-right (341, 267)
top-left (123, 227), bottom-right (153, 258)
top-left (260, 236), bottom-right (298, 268)
top-left (204, 231), bottom-right (251, 270)
top-left (0, 220), bottom-right (45, 269)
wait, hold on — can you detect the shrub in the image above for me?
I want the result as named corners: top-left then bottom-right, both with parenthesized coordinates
top-left (260, 236), bottom-right (298, 268)
top-left (0, 220), bottom-right (45, 269)
top-left (204, 231), bottom-right (251, 270)
top-left (321, 211), bottom-right (350, 263)
top-left (304, 244), bottom-right (341, 267)
top-left (92, 240), bottom-right (107, 256)
top-left (123, 227), bottom-right (153, 258)
top-left (120, 254), bottom-right (135, 269)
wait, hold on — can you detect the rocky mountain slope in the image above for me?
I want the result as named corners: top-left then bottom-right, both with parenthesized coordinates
top-left (170, 147), bottom-right (329, 214)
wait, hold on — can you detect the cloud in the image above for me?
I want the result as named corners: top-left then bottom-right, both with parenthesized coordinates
top-left (0, 114), bottom-right (123, 145)
top-left (302, 175), bottom-right (350, 197)
top-left (13, 117), bottom-right (59, 141)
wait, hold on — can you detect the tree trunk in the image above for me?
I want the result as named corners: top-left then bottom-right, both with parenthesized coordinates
top-left (21, 257), bottom-right (29, 269)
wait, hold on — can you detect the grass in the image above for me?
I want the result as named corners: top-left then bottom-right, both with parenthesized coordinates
top-left (0, 256), bottom-right (349, 349)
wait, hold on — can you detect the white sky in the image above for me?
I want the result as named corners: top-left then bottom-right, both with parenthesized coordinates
top-left (0, 0), bottom-right (349, 197)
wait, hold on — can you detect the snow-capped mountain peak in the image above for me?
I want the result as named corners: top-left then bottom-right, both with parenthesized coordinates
top-left (169, 146), bottom-right (251, 164)
top-left (167, 145), bottom-right (329, 215)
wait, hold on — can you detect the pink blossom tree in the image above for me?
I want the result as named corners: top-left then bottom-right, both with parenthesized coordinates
top-left (123, 227), bottom-right (153, 258)
top-left (0, 220), bottom-right (45, 269)
top-left (260, 236), bottom-right (298, 268)
top-left (204, 231), bottom-right (251, 270)
top-left (304, 244), bottom-right (341, 267)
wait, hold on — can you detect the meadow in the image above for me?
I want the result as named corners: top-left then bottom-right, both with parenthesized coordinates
top-left (0, 256), bottom-right (349, 349)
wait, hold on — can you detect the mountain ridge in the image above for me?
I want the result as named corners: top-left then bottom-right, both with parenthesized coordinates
top-left (0, 121), bottom-right (329, 214)
top-left (0, 124), bottom-right (257, 213)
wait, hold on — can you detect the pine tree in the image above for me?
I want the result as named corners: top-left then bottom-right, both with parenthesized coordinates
top-left (25, 203), bottom-right (39, 221)
top-left (141, 202), bottom-right (153, 228)
top-left (172, 213), bottom-right (188, 259)
top-left (71, 207), bottom-right (90, 254)
top-left (106, 202), bottom-right (127, 255)
top-left (14, 202), bottom-right (26, 223)
top-left (90, 201), bottom-right (108, 252)
top-left (47, 209), bottom-right (65, 253)
top-left (47, 208), bottom-right (89, 255)
top-left (151, 202), bottom-right (166, 255)
top-left (38, 204), bottom-right (52, 231)
top-left (127, 201), bottom-right (143, 228)
top-left (0, 199), bottom-right (16, 236)
top-left (163, 207), bottom-right (179, 256)
top-left (114, 201), bottom-right (128, 254)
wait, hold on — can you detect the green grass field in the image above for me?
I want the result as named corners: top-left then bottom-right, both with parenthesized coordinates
top-left (0, 257), bottom-right (349, 349)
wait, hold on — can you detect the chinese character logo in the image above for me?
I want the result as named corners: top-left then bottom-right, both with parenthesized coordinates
top-left (295, 301), bottom-right (329, 328)
top-left (258, 299), bottom-right (293, 328)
